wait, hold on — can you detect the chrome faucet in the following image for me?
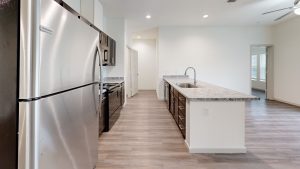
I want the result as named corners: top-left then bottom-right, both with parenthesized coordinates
top-left (184, 67), bottom-right (197, 85)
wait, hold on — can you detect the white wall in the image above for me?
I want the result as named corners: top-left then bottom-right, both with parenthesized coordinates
top-left (103, 17), bottom-right (125, 77)
top-left (158, 26), bottom-right (272, 99)
top-left (132, 39), bottom-right (158, 90)
top-left (252, 80), bottom-right (266, 91)
top-left (272, 17), bottom-right (300, 106)
top-left (63, 0), bottom-right (81, 13)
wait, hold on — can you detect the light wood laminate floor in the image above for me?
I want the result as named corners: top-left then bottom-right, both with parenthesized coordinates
top-left (97, 91), bottom-right (300, 169)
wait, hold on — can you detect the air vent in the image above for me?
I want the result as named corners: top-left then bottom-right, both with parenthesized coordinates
top-left (227, 0), bottom-right (237, 2)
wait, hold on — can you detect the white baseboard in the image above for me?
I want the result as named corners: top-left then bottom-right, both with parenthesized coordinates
top-left (274, 98), bottom-right (300, 107)
top-left (185, 140), bottom-right (246, 154)
top-left (188, 147), bottom-right (247, 154)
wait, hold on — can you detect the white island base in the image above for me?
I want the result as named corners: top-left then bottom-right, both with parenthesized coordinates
top-left (185, 100), bottom-right (246, 154)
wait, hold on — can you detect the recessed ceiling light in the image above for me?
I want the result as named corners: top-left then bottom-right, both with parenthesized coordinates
top-left (145, 15), bottom-right (152, 19)
top-left (294, 8), bottom-right (300, 15)
top-left (203, 14), bottom-right (209, 18)
top-left (137, 35), bottom-right (141, 39)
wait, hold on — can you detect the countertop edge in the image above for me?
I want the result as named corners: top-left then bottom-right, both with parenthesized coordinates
top-left (163, 78), bottom-right (259, 102)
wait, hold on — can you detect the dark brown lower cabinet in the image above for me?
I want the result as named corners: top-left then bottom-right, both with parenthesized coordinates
top-left (170, 87), bottom-right (175, 116)
top-left (99, 95), bottom-right (106, 136)
top-left (121, 83), bottom-right (125, 105)
top-left (174, 95), bottom-right (179, 124)
top-left (166, 82), bottom-right (186, 139)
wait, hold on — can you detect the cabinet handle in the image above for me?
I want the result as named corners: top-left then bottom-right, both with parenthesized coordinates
top-left (178, 106), bottom-right (185, 110)
top-left (179, 115), bottom-right (184, 121)
top-left (179, 124), bottom-right (184, 130)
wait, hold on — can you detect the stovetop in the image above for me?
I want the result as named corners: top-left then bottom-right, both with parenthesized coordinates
top-left (102, 83), bottom-right (120, 91)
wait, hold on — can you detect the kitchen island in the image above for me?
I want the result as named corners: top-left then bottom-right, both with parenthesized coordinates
top-left (163, 76), bottom-right (258, 154)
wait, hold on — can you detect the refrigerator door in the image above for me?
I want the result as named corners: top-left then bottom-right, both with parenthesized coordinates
top-left (19, 84), bottom-right (99, 169)
top-left (19, 0), bottom-right (100, 100)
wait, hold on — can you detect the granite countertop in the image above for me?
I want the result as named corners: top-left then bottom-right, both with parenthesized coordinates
top-left (163, 76), bottom-right (259, 101)
top-left (103, 77), bottom-right (124, 84)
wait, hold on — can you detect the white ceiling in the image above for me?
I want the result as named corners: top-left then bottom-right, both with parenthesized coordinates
top-left (100, 0), bottom-right (298, 37)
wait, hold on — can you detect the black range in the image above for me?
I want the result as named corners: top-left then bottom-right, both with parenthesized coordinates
top-left (101, 82), bottom-right (125, 132)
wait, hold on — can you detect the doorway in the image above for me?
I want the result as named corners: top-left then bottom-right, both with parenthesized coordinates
top-left (132, 39), bottom-right (158, 90)
top-left (250, 45), bottom-right (274, 100)
top-left (128, 47), bottom-right (139, 97)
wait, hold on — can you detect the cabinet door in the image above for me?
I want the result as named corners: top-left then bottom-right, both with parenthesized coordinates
top-left (174, 96), bottom-right (179, 124)
top-left (121, 83), bottom-right (125, 105)
top-left (118, 87), bottom-right (122, 106)
top-left (63, 0), bottom-right (81, 13)
top-left (108, 90), bottom-right (118, 115)
top-left (93, 0), bottom-right (104, 30)
top-left (81, 0), bottom-right (94, 23)
top-left (164, 82), bottom-right (170, 109)
top-left (178, 121), bottom-right (186, 139)
top-left (170, 92), bottom-right (174, 115)
top-left (99, 97), bottom-right (106, 135)
top-left (178, 94), bottom-right (186, 139)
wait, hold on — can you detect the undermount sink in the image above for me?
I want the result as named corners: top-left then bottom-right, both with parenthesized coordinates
top-left (176, 83), bottom-right (201, 88)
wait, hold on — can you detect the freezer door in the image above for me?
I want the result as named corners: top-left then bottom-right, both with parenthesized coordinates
top-left (18, 84), bottom-right (99, 169)
top-left (19, 0), bottom-right (100, 99)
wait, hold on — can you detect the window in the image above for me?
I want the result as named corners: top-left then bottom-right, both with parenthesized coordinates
top-left (251, 55), bottom-right (257, 80)
top-left (260, 54), bottom-right (266, 81)
top-left (251, 52), bottom-right (267, 82)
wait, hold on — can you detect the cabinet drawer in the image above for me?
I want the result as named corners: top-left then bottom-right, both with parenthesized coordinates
top-left (178, 110), bottom-right (185, 119)
top-left (178, 121), bottom-right (186, 139)
top-left (178, 102), bottom-right (185, 111)
top-left (178, 121), bottom-right (185, 130)
top-left (174, 97), bottom-right (179, 124)
top-left (178, 93), bottom-right (186, 104)
top-left (170, 86), bottom-right (174, 93)
top-left (170, 94), bottom-right (175, 115)
top-left (174, 89), bottom-right (179, 97)
top-left (178, 114), bottom-right (185, 125)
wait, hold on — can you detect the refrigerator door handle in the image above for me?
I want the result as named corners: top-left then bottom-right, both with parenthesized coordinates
top-left (40, 25), bottom-right (53, 35)
top-left (96, 44), bottom-right (103, 86)
top-left (96, 45), bottom-right (102, 67)
top-left (96, 44), bottom-right (103, 116)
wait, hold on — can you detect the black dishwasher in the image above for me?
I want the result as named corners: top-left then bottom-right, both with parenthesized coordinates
top-left (99, 93), bottom-right (106, 136)
top-left (164, 81), bottom-right (170, 109)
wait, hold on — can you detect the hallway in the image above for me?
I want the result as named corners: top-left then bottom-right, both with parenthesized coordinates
top-left (97, 91), bottom-right (300, 169)
top-left (252, 89), bottom-right (266, 101)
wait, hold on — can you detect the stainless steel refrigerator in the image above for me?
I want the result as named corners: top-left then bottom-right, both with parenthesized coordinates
top-left (1, 0), bottom-right (102, 169)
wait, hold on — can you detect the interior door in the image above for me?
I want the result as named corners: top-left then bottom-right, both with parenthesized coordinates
top-left (130, 49), bottom-right (139, 97)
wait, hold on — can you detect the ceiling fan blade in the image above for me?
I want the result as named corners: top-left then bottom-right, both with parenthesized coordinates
top-left (274, 11), bottom-right (293, 21)
top-left (262, 7), bottom-right (293, 15)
